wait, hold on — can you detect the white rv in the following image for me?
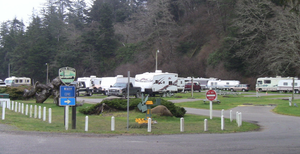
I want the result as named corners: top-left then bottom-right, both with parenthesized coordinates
top-left (101, 75), bottom-right (135, 95)
top-left (185, 77), bottom-right (209, 90)
top-left (277, 79), bottom-right (300, 93)
top-left (4, 76), bottom-right (31, 87)
top-left (77, 75), bottom-right (103, 94)
top-left (256, 76), bottom-right (293, 92)
top-left (135, 70), bottom-right (178, 95)
top-left (207, 78), bottom-right (240, 90)
top-left (175, 77), bottom-right (185, 92)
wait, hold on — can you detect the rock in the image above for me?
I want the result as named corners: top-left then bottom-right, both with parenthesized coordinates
top-left (151, 105), bottom-right (173, 117)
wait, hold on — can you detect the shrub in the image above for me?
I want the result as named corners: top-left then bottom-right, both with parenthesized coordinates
top-left (3, 86), bottom-right (31, 100)
top-left (79, 98), bottom-right (186, 117)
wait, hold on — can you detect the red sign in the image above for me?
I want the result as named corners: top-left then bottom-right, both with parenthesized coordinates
top-left (206, 90), bottom-right (217, 101)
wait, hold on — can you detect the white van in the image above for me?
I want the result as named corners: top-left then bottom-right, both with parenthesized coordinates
top-left (4, 76), bottom-right (31, 87)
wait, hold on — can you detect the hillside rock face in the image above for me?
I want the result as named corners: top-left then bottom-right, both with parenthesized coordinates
top-left (151, 105), bottom-right (173, 117)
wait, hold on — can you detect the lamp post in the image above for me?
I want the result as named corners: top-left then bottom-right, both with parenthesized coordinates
top-left (46, 63), bottom-right (48, 84)
top-left (156, 50), bottom-right (159, 71)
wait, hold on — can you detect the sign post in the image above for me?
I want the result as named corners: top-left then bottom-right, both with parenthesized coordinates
top-left (206, 90), bottom-right (217, 119)
top-left (58, 67), bottom-right (76, 129)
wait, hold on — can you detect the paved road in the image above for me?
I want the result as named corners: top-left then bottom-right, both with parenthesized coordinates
top-left (1, 97), bottom-right (300, 154)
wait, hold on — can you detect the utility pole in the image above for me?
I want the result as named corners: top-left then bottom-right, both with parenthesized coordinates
top-left (156, 50), bottom-right (159, 71)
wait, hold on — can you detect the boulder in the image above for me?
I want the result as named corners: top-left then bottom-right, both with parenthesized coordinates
top-left (151, 105), bottom-right (173, 116)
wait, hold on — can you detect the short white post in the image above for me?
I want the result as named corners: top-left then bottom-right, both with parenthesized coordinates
top-left (85, 116), bottom-right (88, 131)
top-left (204, 119), bottom-right (207, 131)
top-left (148, 118), bottom-right (152, 132)
top-left (43, 107), bottom-right (46, 121)
top-left (2, 101), bottom-right (6, 120)
top-left (48, 108), bottom-right (52, 123)
top-left (38, 106), bottom-right (41, 119)
top-left (230, 110), bottom-right (232, 122)
top-left (221, 109), bottom-right (224, 117)
top-left (7, 101), bottom-right (10, 110)
top-left (25, 104), bottom-right (28, 115)
top-left (180, 117), bottom-right (184, 132)
top-left (238, 112), bottom-right (242, 127)
top-left (111, 116), bottom-right (115, 131)
top-left (34, 105), bottom-right (37, 118)
top-left (210, 101), bottom-right (213, 119)
top-left (14, 102), bottom-right (17, 112)
top-left (289, 97), bottom-right (292, 106)
top-left (21, 103), bottom-right (24, 114)
top-left (18, 103), bottom-right (21, 113)
top-left (221, 115), bottom-right (224, 130)
top-left (30, 105), bottom-right (33, 118)
top-left (236, 111), bottom-right (239, 125)
top-left (65, 106), bottom-right (69, 130)
top-left (11, 101), bottom-right (14, 111)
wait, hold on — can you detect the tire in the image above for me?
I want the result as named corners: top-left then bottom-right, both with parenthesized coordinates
top-left (230, 89), bottom-right (234, 92)
top-left (88, 91), bottom-right (93, 96)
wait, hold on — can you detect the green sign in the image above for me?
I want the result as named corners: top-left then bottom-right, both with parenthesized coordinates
top-left (58, 67), bottom-right (76, 85)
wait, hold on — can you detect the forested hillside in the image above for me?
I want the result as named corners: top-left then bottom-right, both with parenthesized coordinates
top-left (0, 0), bottom-right (299, 86)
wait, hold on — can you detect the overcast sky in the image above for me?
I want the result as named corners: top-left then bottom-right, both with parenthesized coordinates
top-left (0, 0), bottom-right (93, 27)
top-left (0, 0), bottom-right (45, 26)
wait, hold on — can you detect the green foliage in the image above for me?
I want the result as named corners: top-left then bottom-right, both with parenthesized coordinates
top-left (79, 97), bottom-right (186, 117)
top-left (4, 86), bottom-right (30, 100)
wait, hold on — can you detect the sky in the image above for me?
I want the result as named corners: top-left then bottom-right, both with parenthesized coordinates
top-left (0, 0), bottom-right (45, 26)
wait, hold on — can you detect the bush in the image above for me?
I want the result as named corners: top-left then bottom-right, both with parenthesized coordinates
top-left (3, 86), bottom-right (31, 100)
top-left (79, 98), bottom-right (186, 117)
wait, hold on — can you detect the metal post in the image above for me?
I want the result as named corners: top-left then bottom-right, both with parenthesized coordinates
top-left (156, 50), bottom-right (159, 71)
top-left (292, 77), bottom-right (295, 100)
top-left (210, 101), bottom-right (212, 119)
top-left (127, 71), bottom-right (130, 131)
top-left (191, 77), bottom-right (194, 98)
top-left (72, 106), bottom-right (76, 129)
top-left (46, 63), bottom-right (49, 84)
top-left (65, 106), bottom-right (69, 130)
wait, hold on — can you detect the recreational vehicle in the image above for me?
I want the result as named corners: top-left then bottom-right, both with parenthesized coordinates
top-left (101, 75), bottom-right (135, 95)
top-left (77, 75), bottom-right (102, 95)
top-left (207, 78), bottom-right (240, 90)
top-left (175, 77), bottom-right (185, 92)
top-left (4, 76), bottom-right (31, 87)
top-left (256, 76), bottom-right (294, 92)
top-left (185, 77), bottom-right (209, 90)
top-left (135, 70), bottom-right (178, 96)
top-left (277, 79), bottom-right (300, 93)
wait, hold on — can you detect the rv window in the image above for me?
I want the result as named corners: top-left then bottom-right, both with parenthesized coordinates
top-left (155, 80), bottom-right (159, 84)
top-left (264, 80), bottom-right (271, 84)
top-left (226, 82), bottom-right (229, 85)
top-left (15, 80), bottom-right (19, 83)
top-left (20, 80), bottom-right (23, 83)
top-left (283, 82), bottom-right (288, 86)
top-left (257, 81), bottom-right (262, 84)
top-left (169, 81), bottom-right (172, 85)
top-left (295, 83), bottom-right (298, 86)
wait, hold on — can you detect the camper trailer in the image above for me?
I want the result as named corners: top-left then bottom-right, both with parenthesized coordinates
top-left (256, 76), bottom-right (293, 92)
top-left (4, 76), bottom-right (31, 87)
top-left (207, 78), bottom-right (240, 90)
top-left (101, 75), bottom-right (135, 95)
top-left (175, 77), bottom-right (185, 92)
top-left (277, 79), bottom-right (300, 93)
top-left (76, 75), bottom-right (102, 95)
top-left (135, 70), bottom-right (178, 96)
top-left (185, 77), bottom-right (209, 90)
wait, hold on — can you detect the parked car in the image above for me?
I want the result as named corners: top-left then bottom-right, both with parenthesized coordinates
top-left (229, 84), bottom-right (250, 92)
top-left (184, 82), bottom-right (201, 92)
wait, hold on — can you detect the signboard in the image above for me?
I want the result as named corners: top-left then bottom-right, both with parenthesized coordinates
top-left (59, 98), bottom-right (76, 106)
top-left (59, 67), bottom-right (76, 85)
top-left (206, 90), bottom-right (217, 101)
top-left (60, 86), bottom-right (76, 98)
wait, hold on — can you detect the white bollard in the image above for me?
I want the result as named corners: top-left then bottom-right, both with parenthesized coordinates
top-left (238, 112), bottom-right (242, 127)
top-left (85, 116), bottom-right (88, 131)
top-left (43, 107), bottom-right (46, 121)
top-left (204, 119), bottom-right (207, 131)
top-left (148, 118), bottom-right (152, 132)
top-left (48, 108), bottom-right (52, 123)
top-left (221, 115), bottom-right (224, 130)
top-left (111, 116), bottom-right (115, 131)
top-left (34, 105), bottom-right (37, 118)
top-left (221, 109), bottom-right (224, 117)
top-left (21, 103), bottom-right (24, 114)
top-left (30, 105), bottom-right (33, 118)
top-left (38, 106), bottom-right (41, 119)
top-left (15, 102), bottom-right (17, 112)
top-left (65, 106), bottom-right (69, 130)
top-left (7, 101), bottom-right (10, 110)
top-left (230, 110), bottom-right (232, 122)
top-left (2, 101), bottom-right (6, 120)
top-left (18, 103), bottom-right (21, 113)
top-left (236, 111), bottom-right (239, 125)
top-left (11, 101), bottom-right (14, 111)
top-left (25, 104), bottom-right (28, 115)
top-left (180, 117), bottom-right (184, 132)
top-left (289, 97), bottom-right (292, 106)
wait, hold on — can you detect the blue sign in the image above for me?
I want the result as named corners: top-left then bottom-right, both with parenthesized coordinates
top-left (60, 86), bottom-right (76, 98)
top-left (59, 98), bottom-right (76, 106)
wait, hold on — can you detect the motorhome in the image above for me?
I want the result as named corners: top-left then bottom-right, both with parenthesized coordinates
top-left (175, 77), bottom-right (185, 92)
top-left (256, 76), bottom-right (294, 92)
top-left (4, 76), bottom-right (31, 87)
top-left (135, 70), bottom-right (178, 96)
top-left (277, 79), bottom-right (300, 93)
top-left (185, 77), bottom-right (209, 90)
top-left (101, 75), bottom-right (135, 95)
top-left (207, 78), bottom-right (240, 90)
